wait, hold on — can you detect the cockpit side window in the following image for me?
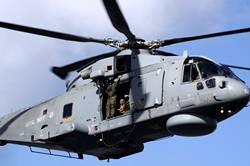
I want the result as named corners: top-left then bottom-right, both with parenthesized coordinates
top-left (191, 64), bottom-right (200, 81)
top-left (183, 65), bottom-right (191, 82)
top-left (183, 64), bottom-right (200, 83)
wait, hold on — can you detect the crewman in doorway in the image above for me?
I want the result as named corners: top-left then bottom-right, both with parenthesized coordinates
top-left (105, 76), bottom-right (120, 119)
top-left (118, 98), bottom-right (126, 113)
top-left (118, 95), bottom-right (129, 114)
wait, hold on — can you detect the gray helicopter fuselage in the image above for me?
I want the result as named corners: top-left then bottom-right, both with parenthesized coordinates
top-left (1, 0), bottom-right (250, 161)
top-left (0, 49), bottom-right (249, 159)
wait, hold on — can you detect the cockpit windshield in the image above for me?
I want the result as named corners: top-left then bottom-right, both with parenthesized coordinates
top-left (221, 65), bottom-right (242, 81)
top-left (197, 61), bottom-right (224, 79)
top-left (183, 57), bottom-right (241, 81)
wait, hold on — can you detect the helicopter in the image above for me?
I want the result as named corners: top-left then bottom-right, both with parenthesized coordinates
top-left (0, 0), bottom-right (250, 161)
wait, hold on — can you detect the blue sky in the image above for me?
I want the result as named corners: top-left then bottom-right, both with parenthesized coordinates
top-left (0, 0), bottom-right (250, 166)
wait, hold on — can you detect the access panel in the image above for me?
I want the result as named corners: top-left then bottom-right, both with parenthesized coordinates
top-left (130, 68), bottom-right (164, 111)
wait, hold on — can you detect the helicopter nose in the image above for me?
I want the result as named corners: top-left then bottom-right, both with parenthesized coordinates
top-left (227, 79), bottom-right (250, 101)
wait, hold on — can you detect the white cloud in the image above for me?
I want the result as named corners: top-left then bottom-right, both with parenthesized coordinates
top-left (119, 0), bottom-right (226, 38)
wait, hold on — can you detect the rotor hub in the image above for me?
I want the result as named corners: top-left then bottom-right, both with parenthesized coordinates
top-left (104, 38), bottom-right (164, 49)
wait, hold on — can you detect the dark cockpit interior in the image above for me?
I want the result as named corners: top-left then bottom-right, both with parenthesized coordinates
top-left (183, 57), bottom-right (241, 83)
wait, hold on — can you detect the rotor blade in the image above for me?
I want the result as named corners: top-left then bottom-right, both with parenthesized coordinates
top-left (103, 0), bottom-right (136, 41)
top-left (0, 21), bottom-right (105, 44)
top-left (222, 64), bottom-right (250, 71)
top-left (161, 27), bottom-right (250, 46)
top-left (51, 50), bottom-right (120, 79)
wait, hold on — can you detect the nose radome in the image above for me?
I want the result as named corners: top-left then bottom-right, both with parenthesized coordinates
top-left (227, 79), bottom-right (250, 100)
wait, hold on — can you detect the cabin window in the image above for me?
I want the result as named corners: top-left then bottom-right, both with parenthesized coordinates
top-left (63, 103), bottom-right (73, 119)
top-left (116, 55), bottom-right (131, 73)
top-left (116, 58), bottom-right (126, 71)
top-left (42, 109), bottom-right (47, 115)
